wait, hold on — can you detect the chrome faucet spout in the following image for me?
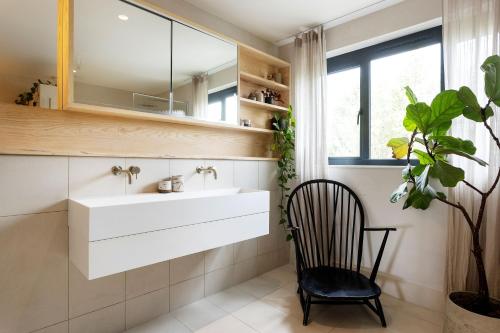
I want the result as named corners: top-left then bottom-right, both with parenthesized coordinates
top-left (112, 165), bottom-right (141, 184)
top-left (196, 166), bottom-right (217, 180)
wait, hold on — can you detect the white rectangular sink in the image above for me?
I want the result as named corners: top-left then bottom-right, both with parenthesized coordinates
top-left (69, 188), bottom-right (269, 279)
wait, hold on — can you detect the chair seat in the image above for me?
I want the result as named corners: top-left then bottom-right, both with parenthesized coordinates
top-left (300, 266), bottom-right (381, 299)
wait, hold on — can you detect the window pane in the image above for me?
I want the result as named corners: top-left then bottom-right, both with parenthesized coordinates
top-left (225, 94), bottom-right (237, 123)
top-left (370, 43), bottom-right (441, 159)
top-left (207, 102), bottom-right (222, 121)
top-left (327, 67), bottom-right (361, 157)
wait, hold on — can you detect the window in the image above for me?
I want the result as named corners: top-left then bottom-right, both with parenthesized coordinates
top-left (208, 86), bottom-right (237, 123)
top-left (327, 26), bottom-right (443, 165)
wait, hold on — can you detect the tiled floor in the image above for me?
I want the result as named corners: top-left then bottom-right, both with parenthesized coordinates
top-left (127, 265), bottom-right (443, 333)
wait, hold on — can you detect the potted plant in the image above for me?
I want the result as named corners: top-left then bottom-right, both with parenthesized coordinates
top-left (271, 106), bottom-right (296, 241)
top-left (387, 55), bottom-right (500, 332)
top-left (262, 88), bottom-right (282, 105)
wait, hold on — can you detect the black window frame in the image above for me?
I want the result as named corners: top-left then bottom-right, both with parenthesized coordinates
top-left (208, 85), bottom-right (237, 121)
top-left (327, 26), bottom-right (444, 166)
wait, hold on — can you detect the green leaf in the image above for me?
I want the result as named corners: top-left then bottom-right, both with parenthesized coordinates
top-left (403, 187), bottom-right (434, 210)
top-left (431, 120), bottom-right (452, 136)
top-left (463, 105), bottom-right (494, 122)
top-left (403, 116), bottom-right (417, 131)
top-left (481, 55), bottom-right (500, 101)
top-left (457, 86), bottom-right (480, 112)
top-left (390, 182), bottom-right (408, 203)
top-left (387, 137), bottom-right (409, 159)
top-left (286, 234), bottom-right (293, 241)
top-left (412, 149), bottom-right (434, 165)
top-left (415, 165), bottom-right (430, 192)
top-left (405, 103), bottom-right (432, 133)
top-left (422, 183), bottom-right (446, 200)
top-left (404, 86), bottom-right (418, 105)
top-left (429, 160), bottom-right (465, 187)
top-left (429, 90), bottom-right (464, 128)
top-left (433, 147), bottom-right (487, 166)
top-left (430, 135), bottom-right (476, 154)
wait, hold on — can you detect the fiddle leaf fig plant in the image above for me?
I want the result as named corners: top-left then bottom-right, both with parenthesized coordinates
top-left (387, 55), bottom-right (500, 316)
top-left (271, 105), bottom-right (296, 241)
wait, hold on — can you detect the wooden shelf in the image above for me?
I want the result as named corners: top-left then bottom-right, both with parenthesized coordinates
top-left (240, 98), bottom-right (288, 112)
top-left (66, 102), bottom-right (274, 135)
top-left (240, 71), bottom-right (289, 91)
top-left (239, 45), bottom-right (290, 68)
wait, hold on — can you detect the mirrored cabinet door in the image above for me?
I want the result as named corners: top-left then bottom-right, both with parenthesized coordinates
top-left (172, 22), bottom-right (238, 124)
top-left (73, 0), bottom-right (172, 113)
top-left (0, 0), bottom-right (58, 107)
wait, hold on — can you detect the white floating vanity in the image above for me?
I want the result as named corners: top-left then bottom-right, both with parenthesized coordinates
top-left (69, 188), bottom-right (270, 279)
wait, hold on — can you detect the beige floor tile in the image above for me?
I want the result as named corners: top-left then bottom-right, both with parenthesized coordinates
top-left (172, 299), bottom-right (227, 331)
top-left (261, 314), bottom-right (332, 333)
top-left (206, 286), bottom-right (257, 313)
top-left (125, 313), bottom-right (190, 333)
top-left (233, 300), bottom-right (287, 331)
top-left (236, 276), bottom-right (281, 298)
top-left (380, 293), bottom-right (444, 326)
top-left (260, 266), bottom-right (297, 286)
top-left (194, 315), bottom-right (257, 333)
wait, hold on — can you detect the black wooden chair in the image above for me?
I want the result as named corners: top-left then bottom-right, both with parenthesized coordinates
top-left (286, 179), bottom-right (396, 327)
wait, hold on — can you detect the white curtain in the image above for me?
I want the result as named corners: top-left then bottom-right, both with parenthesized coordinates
top-left (294, 26), bottom-right (329, 182)
top-left (443, 0), bottom-right (500, 297)
top-left (192, 74), bottom-right (208, 119)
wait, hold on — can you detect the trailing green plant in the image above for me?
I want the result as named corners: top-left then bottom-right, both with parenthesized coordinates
top-left (271, 105), bottom-right (297, 241)
top-left (387, 55), bottom-right (500, 317)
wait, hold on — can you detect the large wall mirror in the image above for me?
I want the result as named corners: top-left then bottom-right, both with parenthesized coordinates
top-left (0, 0), bottom-right (58, 107)
top-left (72, 0), bottom-right (238, 125)
top-left (73, 0), bottom-right (172, 113)
top-left (172, 22), bottom-right (238, 124)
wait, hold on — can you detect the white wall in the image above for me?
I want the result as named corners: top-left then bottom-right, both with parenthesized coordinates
top-left (330, 166), bottom-right (447, 312)
top-left (0, 155), bottom-right (288, 332)
top-left (279, 0), bottom-right (447, 312)
top-left (279, 0), bottom-right (442, 59)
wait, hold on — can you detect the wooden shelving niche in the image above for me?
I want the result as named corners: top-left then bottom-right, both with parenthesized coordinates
top-left (238, 45), bottom-right (291, 131)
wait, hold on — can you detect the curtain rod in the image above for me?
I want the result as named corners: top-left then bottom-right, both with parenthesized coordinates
top-left (281, 0), bottom-right (398, 43)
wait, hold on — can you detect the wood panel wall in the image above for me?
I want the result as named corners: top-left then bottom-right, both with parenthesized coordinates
top-left (0, 103), bottom-right (275, 160)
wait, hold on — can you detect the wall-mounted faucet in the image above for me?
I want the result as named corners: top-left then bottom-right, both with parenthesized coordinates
top-left (196, 166), bottom-right (217, 180)
top-left (112, 166), bottom-right (141, 184)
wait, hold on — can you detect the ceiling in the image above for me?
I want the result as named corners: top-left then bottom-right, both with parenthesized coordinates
top-left (184, 0), bottom-right (403, 44)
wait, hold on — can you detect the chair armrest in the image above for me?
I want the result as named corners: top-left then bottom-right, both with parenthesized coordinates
top-left (364, 227), bottom-right (397, 231)
top-left (364, 227), bottom-right (396, 282)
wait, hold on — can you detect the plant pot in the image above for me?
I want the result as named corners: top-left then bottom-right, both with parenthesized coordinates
top-left (264, 96), bottom-right (273, 104)
top-left (444, 292), bottom-right (500, 333)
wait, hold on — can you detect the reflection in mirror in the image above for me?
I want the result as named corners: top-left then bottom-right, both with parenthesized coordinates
top-left (73, 0), bottom-right (172, 113)
top-left (172, 22), bottom-right (238, 124)
top-left (0, 0), bottom-right (58, 108)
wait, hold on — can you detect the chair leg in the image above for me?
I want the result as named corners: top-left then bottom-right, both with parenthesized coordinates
top-left (298, 286), bottom-right (305, 310)
top-left (303, 295), bottom-right (311, 326)
top-left (374, 296), bottom-right (387, 327)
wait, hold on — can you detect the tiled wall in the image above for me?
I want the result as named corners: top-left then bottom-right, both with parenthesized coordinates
top-left (0, 155), bottom-right (289, 333)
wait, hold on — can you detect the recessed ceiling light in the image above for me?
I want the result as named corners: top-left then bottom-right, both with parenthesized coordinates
top-left (118, 14), bottom-right (129, 21)
top-left (72, 69), bottom-right (77, 73)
